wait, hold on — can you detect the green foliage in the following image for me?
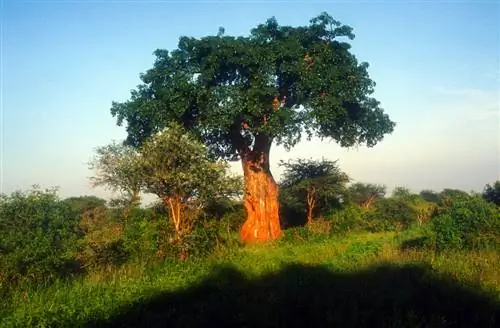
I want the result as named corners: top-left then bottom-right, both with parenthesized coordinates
top-left (2, 230), bottom-right (500, 327)
top-left (0, 187), bottom-right (79, 288)
top-left (391, 186), bottom-right (419, 205)
top-left (203, 199), bottom-right (246, 233)
top-left (62, 196), bottom-right (107, 215)
top-left (429, 195), bottom-right (500, 252)
top-left (140, 122), bottom-right (242, 240)
top-left (280, 226), bottom-right (328, 244)
top-left (419, 189), bottom-right (440, 204)
top-left (122, 207), bottom-right (161, 261)
top-left (279, 158), bottom-right (350, 224)
top-left (279, 187), bottom-right (306, 228)
top-left (76, 207), bottom-right (129, 270)
top-left (364, 198), bottom-right (418, 232)
top-left (347, 182), bottom-right (386, 209)
top-left (438, 188), bottom-right (470, 205)
top-left (482, 181), bottom-right (500, 206)
top-left (329, 204), bottom-right (366, 235)
top-left (110, 12), bottom-right (394, 161)
top-left (88, 141), bottom-right (144, 206)
top-left (141, 122), bottom-right (242, 204)
top-left (339, 240), bottom-right (382, 261)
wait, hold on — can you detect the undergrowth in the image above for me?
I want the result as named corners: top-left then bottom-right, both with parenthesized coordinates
top-left (1, 229), bottom-right (499, 327)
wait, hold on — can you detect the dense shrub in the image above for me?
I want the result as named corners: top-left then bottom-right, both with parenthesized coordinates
top-left (122, 207), bottom-right (161, 261)
top-left (364, 198), bottom-right (418, 232)
top-left (306, 218), bottom-right (333, 236)
top-left (429, 195), bottom-right (500, 252)
top-left (62, 196), bottom-right (107, 216)
top-left (482, 181), bottom-right (500, 206)
top-left (122, 204), bottom-right (242, 261)
top-left (0, 187), bottom-right (79, 288)
top-left (218, 204), bottom-right (246, 232)
top-left (328, 204), bottom-right (366, 235)
top-left (76, 207), bottom-right (129, 270)
top-left (281, 226), bottom-right (321, 244)
top-left (281, 219), bottom-right (334, 244)
top-left (279, 188), bottom-right (308, 228)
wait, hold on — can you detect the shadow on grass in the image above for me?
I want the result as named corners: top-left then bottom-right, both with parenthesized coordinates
top-left (87, 263), bottom-right (499, 328)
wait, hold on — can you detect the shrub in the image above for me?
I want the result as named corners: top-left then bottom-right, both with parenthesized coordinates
top-left (307, 218), bottom-right (333, 236)
top-left (122, 207), bottom-right (160, 262)
top-left (62, 196), bottom-right (107, 216)
top-left (429, 195), bottom-right (500, 252)
top-left (281, 222), bottom-right (333, 244)
top-left (329, 204), bottom-right (366, 235)
top-left (0, 187), bottom-right (79, 288)
top-left (154, 218), bottom-right (238, 261)
top-left (482, 181), bottom-right (500, 206)
top-left (76, 207), bottom-right (129, 270)
top-left (364, 198), bottom-right (418, 232)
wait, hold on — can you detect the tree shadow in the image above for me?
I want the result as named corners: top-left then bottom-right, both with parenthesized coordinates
top-left (85, 263), bottom-right (499, 328)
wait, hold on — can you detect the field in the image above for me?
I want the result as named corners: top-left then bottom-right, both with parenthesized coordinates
top-left (2, 229), bottom-right (499, 327)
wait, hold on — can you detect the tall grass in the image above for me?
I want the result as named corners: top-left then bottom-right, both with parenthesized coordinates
top-left (1, 229), bottom-right (499, 327)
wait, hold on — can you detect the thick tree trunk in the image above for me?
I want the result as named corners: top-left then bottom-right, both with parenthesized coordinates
top-left (240, 151), bottom-right (282, 243)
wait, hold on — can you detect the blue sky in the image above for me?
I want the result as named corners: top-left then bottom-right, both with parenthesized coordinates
top-left (2, 0), bottom-right (499, 202)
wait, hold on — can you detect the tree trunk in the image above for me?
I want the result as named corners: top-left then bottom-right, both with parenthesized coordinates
top-left (240, 149), bottom-right (282, 243)
top-left (163, 196), bottom-right (184, 239)
top-left (363, 195), bottom-right (375, 210)
top-left (306, 190), bottom-right (316, 225)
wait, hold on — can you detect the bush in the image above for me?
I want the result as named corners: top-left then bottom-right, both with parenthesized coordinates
top-left (122, 207), bottom-right (160, 262)
top-left (281, 221), bottom-right (334, 244)
top-left (364, 198), bottom-right (418, 232)
top-left (154, 218), bottom-right (239, 261)
top-left (76, 206), bottom-right (129, 270)
top-left (307, 218), bottom-right (333, 236)
top-left (429, 195), bottom-right (500, 252)
top-left (0, 187), bottom-right (79, 288)
top-left (329, 204), bottom-right (366, 235)
top-left (62, 196), bottom-right (107, 216)
top-left (482, 181), bottom-right (500, 206)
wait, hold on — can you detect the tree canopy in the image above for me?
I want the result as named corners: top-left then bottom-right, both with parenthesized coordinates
top-left (140, 122), bottom-right (242, 238)
top-left (348, 182), bottom-right (386, 210)
top-left (482, 181), bottom-right (500, 206)
top-left (279, 158), bottom-right (350, 224)
top-left (88, 142), bottom-right (144, 207)
top-left (110, 12), bottom-right (395, 159)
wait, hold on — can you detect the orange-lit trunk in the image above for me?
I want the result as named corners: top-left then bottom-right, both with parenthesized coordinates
top-left (163, 196), bottom-right (184, 239)
top-left (240, 151), bottom-right (282, 243)
top-left (306, 190), bottom-right (316, 225)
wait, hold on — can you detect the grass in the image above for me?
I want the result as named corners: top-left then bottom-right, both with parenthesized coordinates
top-left (1, 229), bottom-right (499, 327)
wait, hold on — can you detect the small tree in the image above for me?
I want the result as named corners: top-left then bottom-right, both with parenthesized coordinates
top-left (141, 123), bottom-right (242, 239)
top-left (280, 158), bottom-right (350, 224)
top-left (482, 181), bottom-right (500, 206)
top-left (391, 186), bottom-right (419, 204)
top-left (348, 182), bottom-right (386, 210)
top-left (88, 142), bottom-right (145, 210)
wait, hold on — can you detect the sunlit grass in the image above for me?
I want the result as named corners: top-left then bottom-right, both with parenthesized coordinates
top-left (1, 229), bottom-right (499, 327)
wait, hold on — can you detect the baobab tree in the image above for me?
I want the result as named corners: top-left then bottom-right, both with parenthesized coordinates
top-left (110, 12), bottom-right (395, 243)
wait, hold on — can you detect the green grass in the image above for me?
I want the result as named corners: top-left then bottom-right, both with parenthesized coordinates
top-left (1, 230), bottom-right (499, 327)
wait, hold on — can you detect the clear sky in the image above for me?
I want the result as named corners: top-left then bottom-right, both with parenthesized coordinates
top-left (2, 0), bottom-right (499, 202)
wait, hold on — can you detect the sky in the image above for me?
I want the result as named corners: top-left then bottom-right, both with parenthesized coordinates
top-left (1, 0), bottom-right (499, 203)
